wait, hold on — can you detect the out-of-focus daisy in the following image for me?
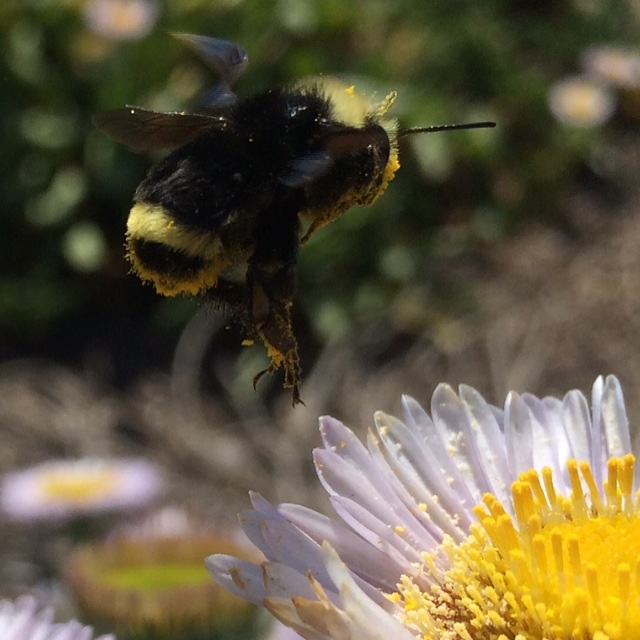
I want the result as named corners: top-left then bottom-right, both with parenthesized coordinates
top-left (208, 375), bottom-right (640, 639)
top-left (0, 595), bottom-right (114, 640)
top-left (83, 0), bottom-right (158, 41)
top-left (548, 75), bottom-right (616, 126)
top-left (582, 45), bottom-right (640, 89)
top-left (66, 510), bottom-right (258, 638)
top-left (1, 458), bottom-right (161, 521)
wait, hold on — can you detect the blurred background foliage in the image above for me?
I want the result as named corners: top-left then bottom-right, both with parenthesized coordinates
top-left (1, 0), bottom-right (640, 402)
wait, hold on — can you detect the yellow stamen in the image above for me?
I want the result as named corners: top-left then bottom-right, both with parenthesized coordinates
top-left (392, 455), bottom-right (640, 639)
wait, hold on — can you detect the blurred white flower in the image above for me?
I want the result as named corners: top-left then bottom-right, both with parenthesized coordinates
top-left (0, 595), bottom-right (114, 640)
top-left (207, 375), bottom-right (640, 639)
top-left (66, 520), bottom-right (258, 637)
top-left (62, 220), bottom-right (108, 273)
top-left (83, 0), bottom-right (158, 41)
top-left (548, 75), bottom-right (616, 126)
top-left (582, 45), bottom-right (640, 88)
top-left (1, 458), bottom-right (161, 521)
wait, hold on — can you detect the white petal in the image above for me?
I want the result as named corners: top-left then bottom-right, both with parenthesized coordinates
top-left (206, 555), bottom-right (322, 604)
top-left (322, 543), bottom-right (415, 640)
top-left (430, 385), bottom-right (497, 498)
top-left (600, 375), bottom-right (631, 458)
top-left (561, 389), bottom-right (592, 462)
top-left (276, 502), bottom-right (407, 592)
top-left (372, 410), bottom-right (473, 539)
top-left (504, 392), bottom-right (535, 478)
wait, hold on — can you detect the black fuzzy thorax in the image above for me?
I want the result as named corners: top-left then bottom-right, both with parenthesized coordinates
top-left (134, 87), bottom-right (332, 234)
top-left (134, 83), bottom-right (390, 240)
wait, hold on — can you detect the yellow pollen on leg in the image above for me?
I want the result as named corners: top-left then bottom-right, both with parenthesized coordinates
top-left (391, 455), bottom-right (640, 639)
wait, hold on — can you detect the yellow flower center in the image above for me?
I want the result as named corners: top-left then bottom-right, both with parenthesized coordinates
top-left (40, 466), bottom-right (118, 503)
top-left (390, 455), bottom-right (640, 639)
top-left (563, 83), bottom-right (605, 121)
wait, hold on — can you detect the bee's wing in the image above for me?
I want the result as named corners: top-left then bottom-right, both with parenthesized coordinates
top-left (172, 34), bottom-right (248, 85)
top-left (172, 34), bottom-right (248, 108)
top-left (93, 107), bottom-right (228, 152)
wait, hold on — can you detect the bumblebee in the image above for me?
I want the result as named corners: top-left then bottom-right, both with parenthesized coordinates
top-left (94, 34), bottom-right (494, 406)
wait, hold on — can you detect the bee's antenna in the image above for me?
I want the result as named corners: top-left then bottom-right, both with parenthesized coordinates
top-left (399, 121), bottom-right (496, 138)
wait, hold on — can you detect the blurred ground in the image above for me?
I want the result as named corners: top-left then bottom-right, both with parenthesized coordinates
top-left (1, 131), bottom-right (639, 600)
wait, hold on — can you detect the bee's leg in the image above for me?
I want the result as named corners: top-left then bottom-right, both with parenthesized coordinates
top-left (246, 189), bottom-right (303, 405)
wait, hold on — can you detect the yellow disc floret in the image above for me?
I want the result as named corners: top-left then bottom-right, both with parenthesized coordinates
top-left (41, 467), bottom-right (118, 504)
top-left (390, 455), bottom-right (640, 639)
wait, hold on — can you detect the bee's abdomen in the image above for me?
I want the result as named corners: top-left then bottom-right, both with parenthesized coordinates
top-left (125, 202), bottom-right (233, 296)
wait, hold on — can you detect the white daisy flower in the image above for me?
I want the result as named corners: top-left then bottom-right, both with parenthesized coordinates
top-left (1, 458), bottom-right (161, 521)
top-left (548, 75), bottom-right (616, 127)
top-left (66, 519), bottom-right (258, 638)
top-left (83, 0), bottom-right (158, 41)
top-left (0, 595), bottom-right (114, 640)
top-left (582, 45), bottom-right (640, 89)
top-left (207, 375), bottom-right (640, 639)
